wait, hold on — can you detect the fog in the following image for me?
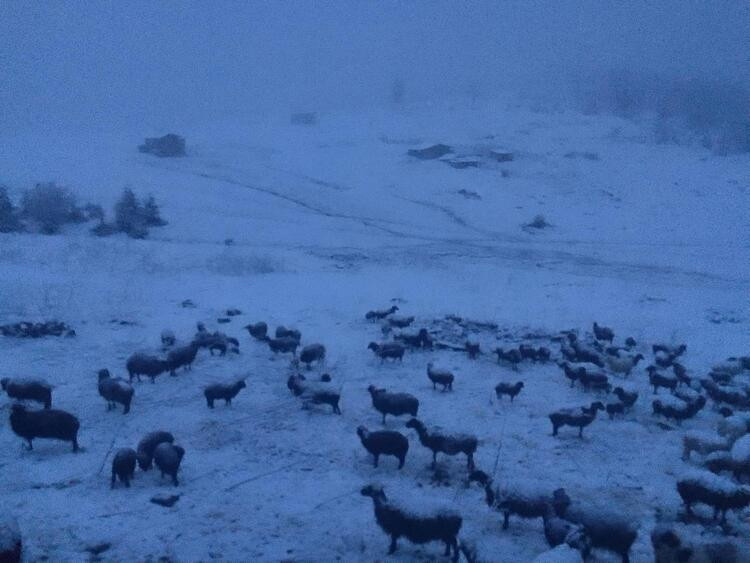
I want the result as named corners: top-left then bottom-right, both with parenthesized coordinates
top-left (2, 1), bottom-right (749, 130)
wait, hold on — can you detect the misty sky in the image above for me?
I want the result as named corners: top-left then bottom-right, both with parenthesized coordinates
top-left (2, 1), bottom-right (749, 130)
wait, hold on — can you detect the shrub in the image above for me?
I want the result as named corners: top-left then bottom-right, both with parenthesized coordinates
top-left (142, 196), bottom-right (167, 227)
top-left (20, 183), bottom-right (81, 234)
top-left (0, 186), bottom-right (22, 233)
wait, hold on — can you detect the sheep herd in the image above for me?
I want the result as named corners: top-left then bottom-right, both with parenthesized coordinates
top-left (2, 303), bottom-right (750, 562)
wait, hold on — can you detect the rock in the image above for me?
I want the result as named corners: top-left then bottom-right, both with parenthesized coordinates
top-left (0, 516), bottom-right (21, 563)
top-left (0, 320), bottom-right (75, 339)
top-left (446, 157), bottom-right (480, 169)
top-left (85, 542), bottom-right (111, 556)
top-left (407, 144), bottom-right (452, 160)
top-left (138, 134), bottom-right (186, 158)
top-left (217, 318), bottom-right (231, 324)
top-left (181, 300), bottom-right (196, 309)
top-left (226, 309), bottom-right (242, 317)
top-left (150, 493), bottom-right (181, 507)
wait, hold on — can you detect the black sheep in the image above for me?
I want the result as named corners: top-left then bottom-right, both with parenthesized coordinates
top-left (519, 344), bottom-right (539, 362)
top-left (275, 326), bottom-right (301, 341)
top-left (365, 305), bottom-right (398, 320)
top-left (465, 341), bottom-right (480, 359)
top-left (578, 370), bottom-right (611, 394)
top-left (559, 362), bottom-right (585, 387)
top-left (672, 363), bottom-right (691, 386)
top-left (360, 484), bottom-right (461, 562)
top-left (265, 336), bottom-right (299, 355)
top-left (652, 396), bottom-right (706, 425)
top-left (552, 489), bottom-right (637, 563)
top-left (136, 431), bottom-right (174, 471)
top-left (153, 442), bottom-right (185, 486)
top-left (97, 369), bottom-right (134, 414)
top-left (368, 342), bottom-right (405, 362)
top-left (243, 322), bottom-right (268, 340)
top-left (592, 322), bottom-right (614, 343)
top-left (494, 381), bottom-right (524, 402)
top-left (605, 401), bottom-right (625, 419)
top-left (204, 380), bottom-right (246, 408)
top-left (612, 387), bottom-right (638, 409)
top-left (388, 315), bottom-right (415, 329)
top-left (1, 377), bottom-right (52, 409)
top-left (356, 425), bottom-right (409, 469)
top-left (677, 473), bottom-right (750, 523)
top-left (111, 448), bottom-right (137, 488)
top-left (299, 343), bottom-right (326, 369)
top-left (9, 404), bottom-right (79, 452)
top-left (126, 353), bottom-right (169, 383)
top-left (167, 342), bottom-right (200, 375)
top-left (647, 366), bottom-right (678, 394)
top-left (495, 347), bottom-right (522, 369)
top-left (406, 418), bottom-right (477, 470)
top-left (287, 374), bottom-right (341, 414)
top-left (367, 385), bottom-right (418, 424)
top-left (652, 343), bottom-right (687, 357)
top-left (549, 402), bottom-right (604, 437)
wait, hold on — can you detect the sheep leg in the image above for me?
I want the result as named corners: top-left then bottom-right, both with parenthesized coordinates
top-left (432, 451), bottom-right (438, 468)
top-left (444, 541), bottom-right (451, 556)
top-left (226, 399), bottom-right (231, 406)
top-left (432, 382), bottom-right (437, 390)
top-left (382, 413), bottom-right (386, 425)
top-left (110, 474), bottom-right (116, 489)
top-left (578, 426), bottom-right (584, 438)
top-left (72, 438), bottom-right (79, 452)
top-left (25, 439), bottom-right (33, 450)
top-left (502, 512), bottom-right (510, 530)
top-left (373, 454), bottom-right (379, 468)
top-left (122, 402), bottom-right (130, 415)
top-left (467, 452), bottom-right (475, 471)
top-left (388, 535), bottom-right (398, 554)
top-left (397, 455), bottom-right (405, 469)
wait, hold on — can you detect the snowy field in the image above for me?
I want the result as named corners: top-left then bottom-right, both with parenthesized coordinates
top-left (1, 101), bottom-right (749, 561)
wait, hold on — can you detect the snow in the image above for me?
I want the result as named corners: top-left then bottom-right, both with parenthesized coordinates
top-left (1, 101), bottom-right (749, 561)
top-left (731, 435), bottom-right (750, 464)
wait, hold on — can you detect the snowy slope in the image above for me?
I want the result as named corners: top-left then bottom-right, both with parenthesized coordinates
top-left (1, 101), bottom-right (749, 561)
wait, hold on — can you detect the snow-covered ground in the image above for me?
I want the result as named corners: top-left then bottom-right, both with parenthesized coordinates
top-left (1, 101), bottom-right (749, 561)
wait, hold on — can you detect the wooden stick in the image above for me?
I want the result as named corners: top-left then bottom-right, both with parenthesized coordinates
top-left (97, 437), bottom-right (116, 476)
top-left (224, 460), bottom-right (301, 492)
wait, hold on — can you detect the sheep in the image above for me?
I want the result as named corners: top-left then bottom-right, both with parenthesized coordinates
top-left (9, 404), bottom-right (79, 452)
top-left (519, 344), bottom-right (540, 362)
top-left (652, 395), bottom-right (706, 425)
top-left (97, 369), bottom-right (134, 414)
top-left (651, 525), bottom-right (741, 563)
top-left (711, 359), bottom-right (745, 377)
top-left (367, 342), bottom-right (405, 362)
top-left (568, 337), bottom-right (605, 367)
top-left (299, 343), bottom-right (326, 369)
top-left (243, 322), bottom-right (268, 340)
top-left (559, 362), bottom-right (584, 387)
top-left (360, 484), bottom-right (461, 562)
top-left (700, 379), bottom-right (750, 408)
top-left (676, 471), bottom-right (750, 522)
top-left (356, 425), bottom-right (409, 469)
top-left (578, 370), bottom-right (611, 394)
top-left (717, 414), bottom-right (750, 444)
top-left (605, 402), bottom-right (625, 419)
top-left (549, 402), bottom-right (604, 437)
top-left (495, 347), bottom-right (522, 369)
top-left (708, 370), bottom-right (733, 385)
top-left (111, 448), bottom-right (137, 488)
top-left (167, 342), bottom-right (200, 375)
top-left (426, 363), bottom-right (454, 391)
top-left (605, 354), bottom-right (644, 377)
top-left (552, 489), bottom-right (637, 563)
top-left (647, 366), bottom-right (678, 394)
top-left (204, 379), bottom-right (246, 408)
top-left (542, 506), bottom-right (591, 559)
top-left (388, 315), bottom-right (415, 329)
top-left (624, 337), bottom-right (637, 348)
top-left (654, 351), bottom-right (680, 369)
top-left (367, 385), bottom-right (418, 423)
top-left (394, 328), bottom-right (433, 349)
top-left (160, 329), bottom-right (176, 348)
top-left (126, 353), bottom-right (169, 383)
top-left (730, 434), bottom-right (750, 481)
top-left (265, 336), bottom-right (299, 355)
top-left (465, 341), bottom-right (481, 359)
top-left (136, 431), bottom-right (174, 471)
top-left (193, 331), bottom-right (239, 356)
top-left (469, 470), bottom-right (562, 531)
top-left (592, 322), bottom-right (614, 343)
top-left (365, 305), bottom-right (399, 320)
top-left (612, 387), bottom-right (638, 410)
top-left (287, 374), bottom-right (341, 414)
top-left (275, 326), bottom-right (301, 341)
top-left (495, 381), bottom-right (524, 402)
top-left (536, 347), bottom-right (552, 363)
top-left (1, 377), bottom-right (52, 409)
top-left (671, 363), bottom-right (691, 387)
top-left (703, 451), bottom-right (737, 476)
top-left (153, 442), bottom-right (185, 486)
top-left (682, 431), bottom-right (730, 461)
top-left (406, 418), bottom-right (477, 470)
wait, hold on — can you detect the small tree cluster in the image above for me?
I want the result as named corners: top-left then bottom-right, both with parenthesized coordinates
top-left (19, 183), bottom-right (86, 234)
top-left (103, 188), bottom-right (166, 239)
top-left (0, 186), bottom-right (22, 233)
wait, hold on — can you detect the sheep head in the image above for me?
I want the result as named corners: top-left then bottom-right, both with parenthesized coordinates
top-left (361, 484), bottom-right (387, 502)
